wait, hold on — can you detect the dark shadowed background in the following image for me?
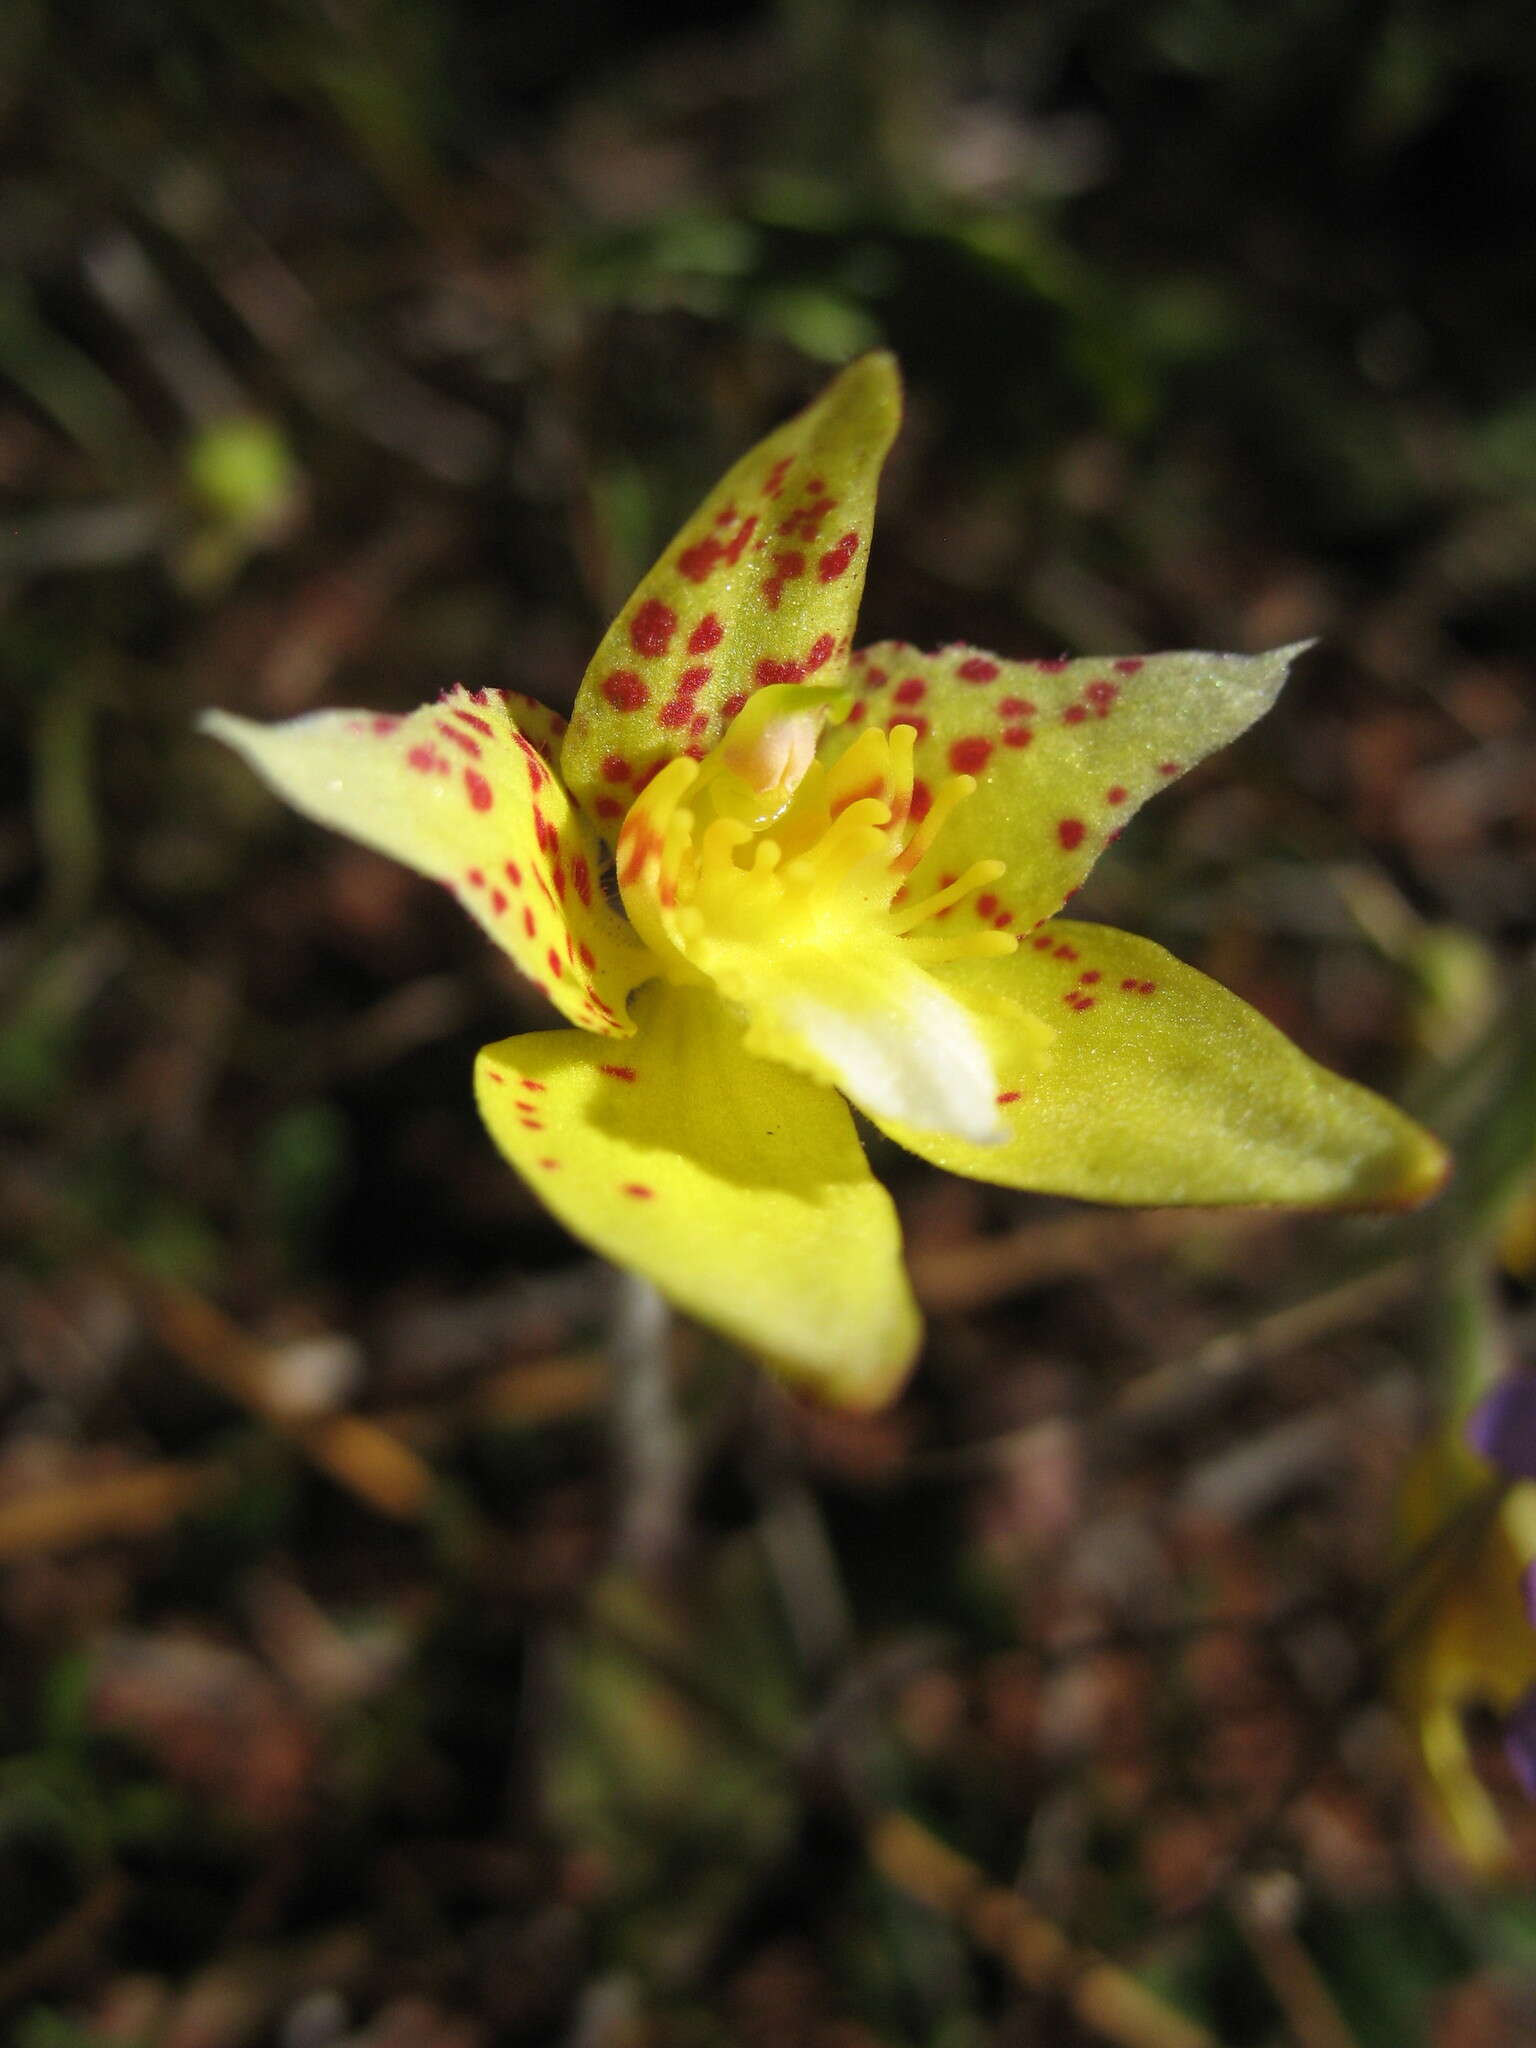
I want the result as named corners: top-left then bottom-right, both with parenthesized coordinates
top-left (4, 3), bottom-right (1536, 2043)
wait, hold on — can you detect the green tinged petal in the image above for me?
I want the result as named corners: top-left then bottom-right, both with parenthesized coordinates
top-left (824, 641), bottom-right (1307, 935)
top-left (561, 353), bottom-right (900, 846)
top-left (872, 921), bottom-right (1448, 1210)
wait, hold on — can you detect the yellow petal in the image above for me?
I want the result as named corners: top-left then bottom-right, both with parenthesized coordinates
top-left (870, 920), bottom-right (1449, 1208)
top-left (203, 688), bottom-right (651, 1036)
top-left (561, 353), bottom-right (901, 848)
top-left (825, 641), bottom-right (1307, 936)
top-left (474, 981), bottom-right (921, 1408)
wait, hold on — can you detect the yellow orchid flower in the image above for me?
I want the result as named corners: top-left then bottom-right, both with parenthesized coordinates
top-left (1391, 1392), bottom-right (1536, 1875)
top-left (203, 353), bottom-right (1446, 1408)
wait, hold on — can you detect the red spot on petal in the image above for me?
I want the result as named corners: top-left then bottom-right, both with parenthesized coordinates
top-left (1157, 761), bottom-right (1180, 777)
top-left (1106, 784), bottom-right (1127, 805)
top-left (998, 696), bottom-right (1035, 717)
top-left (464, 769), bottom-right (493, 811)
top-left (601, 753), bottom-right (632, 783)
top-left (996, 1091), bottom-right (1021, 1105)
top-left (538, 1157), bottom-right (560, 1170)
top-left (1079, 969), bottom-right (1101, 984)
top-left (596, 796), bottom-right (623, 819)
top-left (573, 856), bottom-right (592, 906)
top-left (629, 598), bottom-right (678, 658)
top-left (600, 1065), bottom-right (638, 1081)
top-left (486, 1071), bottom-right (504, 1084)
top-left (546, 949), bottom-right (563, 978)
top-left (1057, 818), bottom-right (1086, 850)
top-left (466, 867), bottom-right (484, 888)
top-left (818, 531), bottom-right (859, 581)
top-left (688, 614), bottom-right (724, 654)
top-left (957, 656), bottom-right (999, 682)
top-left (754, 656), bottom-right (804, 688)
top-left (805, 632), bottom-right (835, 672)
top-left (678, 514), bottom-right (757, 582)
top-left (523, 907), bottom-right (537, 938)
top-left (658, 699), bottom-right (690, 728)
top-left (602, 670), bottom-right (649, 711)
top-left (908, 779), bottom-right (933, 823)
top-left (949, 735), bottom-right (992, 774)
top-left (436, 719), bottom-right (481, 756)
top-left (720, 691), bottom-right (748, 719)
top-left (622, 1182), bottom-right (654, 1199)
top-left (1033, 935), bottom-right (1053, 950)
top-left (889, 714), bottom-right (929, 741)
top-left (490, 889), bottom-right (508, 914)
top-left (1114, 657), bottom-right (1144, 674)
top-left (975, 893), bottom-right (998, 917)
top-left (1063, 704), bottom-right (1087, 725)
top-left (676, 664), bottom-right (711, 693)
top-left (1002, 725), bottom-right (1033, 748)
top-left (762, 549), bottom-right (805, 609)
top-left (1085, 679), bottom-right (1118, 713)
top-left (894, 678), bottom-right (926, 705)
top-left (454, 708), bottom-right (493, 737)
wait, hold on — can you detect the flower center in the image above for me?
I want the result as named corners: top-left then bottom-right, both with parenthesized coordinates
top-left (615, 704), bottom-right (1019, 984)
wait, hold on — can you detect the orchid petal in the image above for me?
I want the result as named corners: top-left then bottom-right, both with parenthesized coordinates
top-left (826, 641), bottom-right (1306, 935)
top-left (474, 981), bottom-right (921, 1408)
top-left (561, 353), bottom-right (900, 848)
top-left (869, 921), bottom-right (1448, 1209)
top-left (203, 688), bottom-right (651, 1037)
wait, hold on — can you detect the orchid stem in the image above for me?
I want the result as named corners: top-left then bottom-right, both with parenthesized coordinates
top-left (608, 1271), bottom-right (686, 1577)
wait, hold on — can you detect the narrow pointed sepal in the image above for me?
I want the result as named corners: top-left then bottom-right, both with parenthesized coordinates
top-left (202, 689), bottom-right (651, 1036)
top-left (826, 641), bottom-right (1308, 934)
top-left (872, 922), bottom-right (1449, 1210)
top-left (562, 353), bottom-right (901, 845)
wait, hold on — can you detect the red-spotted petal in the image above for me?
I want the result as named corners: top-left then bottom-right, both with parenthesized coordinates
top-left (475, 981), bottom-right (921, 1408)
top-left (871, 920), bottom-right (1448, 1209)
top-left (203, 687), bottom-right (651, 1036)
top-left (826, 641), bottom-right (1308, 936)
top-left (561, 353), bottom-right (900, 848)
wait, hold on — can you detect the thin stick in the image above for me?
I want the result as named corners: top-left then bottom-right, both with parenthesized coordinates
top-left (867, 1809), bottom-right (1217, 2048)
top-left (608, 1272), bottom-right (686, 1576)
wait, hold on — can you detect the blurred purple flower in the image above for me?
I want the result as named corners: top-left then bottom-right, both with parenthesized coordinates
top-left (1506, 1684), bottom-right (1536, 1801)
top-left (1467, 1374), bottom-right (1536, 1481)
